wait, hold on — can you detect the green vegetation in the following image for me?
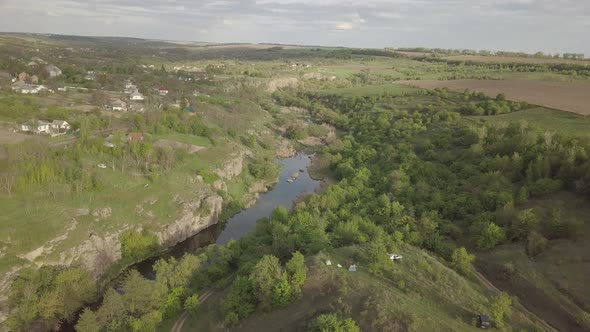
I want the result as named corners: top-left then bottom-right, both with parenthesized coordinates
top-left (472, 107), bottom-right (590, 139)
top-left (1, 33), bottom-right (590, 332)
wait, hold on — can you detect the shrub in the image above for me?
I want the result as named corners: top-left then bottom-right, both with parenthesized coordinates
top-left (526, 231), bottom-right (548, 257)
top-left (120, 230), bottom-right (160, 262)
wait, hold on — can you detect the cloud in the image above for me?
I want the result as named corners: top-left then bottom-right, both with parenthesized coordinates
top-left (0, 0), bottom-right (587, 54)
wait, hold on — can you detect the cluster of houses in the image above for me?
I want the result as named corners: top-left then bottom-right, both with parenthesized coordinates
top-left (10, 64), bottom-right (62, 94)
top-left (19, 119), bottom-right (71, 137)
top-left (123, 81), bottom-right (145, 101)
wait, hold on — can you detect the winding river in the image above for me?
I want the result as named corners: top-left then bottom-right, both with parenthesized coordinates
top-left (60, 153), bottom-right (321, 331)
top-left (138, 153), bottom-right (321, 274)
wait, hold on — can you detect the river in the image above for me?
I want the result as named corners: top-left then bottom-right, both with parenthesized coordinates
top-left (137, 152), bottom-right (321, 275)
top-left (59, 153), bottom-right (321, 331)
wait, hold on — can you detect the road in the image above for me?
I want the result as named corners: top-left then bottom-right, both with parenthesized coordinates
top-left (170, 290), bottom-right (213, 332)
top-left (473, 269), bottom-right (559, 332)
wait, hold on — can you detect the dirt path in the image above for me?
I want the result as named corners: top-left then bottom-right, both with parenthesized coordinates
top-left (170, 290), bottom-right (213, 332)
top-left (473, 269), bottom-right (559, 332)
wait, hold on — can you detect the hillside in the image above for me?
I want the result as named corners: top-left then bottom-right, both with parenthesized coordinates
top-left (0, 33), bottom-right (589, 332)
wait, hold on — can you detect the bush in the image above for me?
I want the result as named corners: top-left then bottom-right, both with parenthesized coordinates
top-left (120, 230), bottom-right (160, 262)
top-left (450, 247), bottom-right (474, 276)
top-left (309, 313), bottom-right (360, 332)
top-left (490, 292), bottom-right (512, 328)
top-left (526, 231), bottom-right (548, 257)
top-left (184, 293), bottom-right (200, 315)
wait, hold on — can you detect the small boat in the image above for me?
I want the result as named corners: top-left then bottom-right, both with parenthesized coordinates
top-left (299, 168), bottom-right (305, 173)
top-left (287, 179), bottom-right (294, 183)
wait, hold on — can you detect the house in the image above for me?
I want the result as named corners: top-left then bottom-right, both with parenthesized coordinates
top-left (124, 81), bottom-right (137, 93)
top-left (130, 91), bottom-right (145, 101)
top-left (30, 75), bottom-right (39, 84)
top-left (84, 71), bottom-right (97, 81)
top-left (20, 120), bottom-right (50, 134)
top-left (18, 72), bottom-right (29, 82)
top-left (111, 99), bottom-right (127, 111)
top-left (477, 315), bottom-right (490, 329)
top-left (154, 87), bottom-right (168, 96)
top-left (127, 132), bottom-right (144, 142)
top-left (45, 64), bottom-right (62, 78)
top-left (51, 120), bottom-right (71, 133)
top-left (348, 264), bottom-right (357, 272)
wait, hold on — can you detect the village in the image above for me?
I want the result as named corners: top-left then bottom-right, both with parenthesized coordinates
top-left (1, 55), bottom-right (210, 142)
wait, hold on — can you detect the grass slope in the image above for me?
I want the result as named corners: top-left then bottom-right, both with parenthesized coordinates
top-left (179, 245), bottom-right (544, 332)
top-left (471, 107), bottom-right (590, 139)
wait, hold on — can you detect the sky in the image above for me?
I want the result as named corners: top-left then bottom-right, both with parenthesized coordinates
top-left (0, 0), bottom-right (588, 55)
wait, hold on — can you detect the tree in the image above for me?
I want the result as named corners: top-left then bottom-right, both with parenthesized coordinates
top-left (286, 251), bottom-right (307, 295)
top-left (184, 293), bottom-right (200, 315)
top-left (249, 255), bottom-right (283, 308)
top-left (272, 274), bottom-right (293, 307)
top-left (450, 247), bottom-right (474, 276)
top-left (515, 186), bottom-right (529, 205)
top-left (489, 292), bottom-right (512, 328)
top-left (474, 222), bottom-right (505, 250)
top-left (76, 308), bottom-right (101, 332)
top-left (309, 313), bottom-right (360, 332)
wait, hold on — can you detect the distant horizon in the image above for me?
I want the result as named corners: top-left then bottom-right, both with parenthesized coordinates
top-left (1, 30), bottom-right (587, 59)
top-left (1, 0), bottom-right (588, 56)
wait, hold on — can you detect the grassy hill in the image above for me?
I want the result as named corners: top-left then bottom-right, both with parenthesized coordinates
top-left (178, 245), bottom-right (544, 332)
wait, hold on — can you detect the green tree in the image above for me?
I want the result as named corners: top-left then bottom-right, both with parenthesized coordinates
top-left (184, 293), bottom-right (200, 315)
top-left (489, 292), bottom-right (512, 328)
top-left (526, 231), bottom-right (548, 257)
top-left (272, 274), bottom-right (293, 307)
top-left (309, 313), bottom-right (360, 332)
top-left (474, 222), bottom-right (505, 250)
top-left (76, 308), bottom-right (101, 332)
top-left (515, 186), bottom-right (529, 205)
top-left (286, 251), bottom-right (307, 295)
top-left (450, 247), bottom-right (474, 276)
top-left (249, 255), bottom-right (283, 308)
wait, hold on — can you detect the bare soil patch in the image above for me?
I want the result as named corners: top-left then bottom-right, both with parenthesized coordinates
top-left (154, 139), bottom-right (206, 154)
top-left (0, 128), bottom-right (33, 145)
top-left (399, 79), bottom-right (590, 115)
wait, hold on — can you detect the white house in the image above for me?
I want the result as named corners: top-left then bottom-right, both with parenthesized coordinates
top-left (130, 91), bottom-right (145, 101)
top-left (20, 120), bottom-right (50, 134)
top-left (111, 99), bottom-right (127, 111)
top-left (51, 120), bottom-right (71, 132)
top-left (45, 64), bottom-right (62, 78)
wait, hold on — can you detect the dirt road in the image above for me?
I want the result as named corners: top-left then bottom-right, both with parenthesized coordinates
top-left (170, 290), bottom-right (213, 332)
top-left (473, 269), bottom-right (559, 332)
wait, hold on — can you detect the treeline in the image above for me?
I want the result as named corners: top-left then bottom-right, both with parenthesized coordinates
top-left (428, 88), bottom-right (529, 115)
top-left (415, 56), bottom-right (590, 77)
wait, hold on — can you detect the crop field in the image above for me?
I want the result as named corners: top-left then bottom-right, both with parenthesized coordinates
top-left (470, 107), bottom-right (590, 139)
top-left (444, 54), bottom-right (590, 65)
top-left (399, 79), bottom-right (590, 115)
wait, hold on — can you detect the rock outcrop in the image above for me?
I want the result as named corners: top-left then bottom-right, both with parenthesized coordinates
top-left (156, 195), bottom-right (223, 247)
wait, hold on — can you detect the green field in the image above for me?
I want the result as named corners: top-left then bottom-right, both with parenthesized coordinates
top-left (470, 107), bottom-right (590, 138)
top-left (318, 83), bottom-right (420, 97)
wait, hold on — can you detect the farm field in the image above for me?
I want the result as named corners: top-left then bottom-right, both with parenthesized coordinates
top-left (444, 54), bottom-right (590, 65)
top-left (399, 79), bottom-right (590, 115)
